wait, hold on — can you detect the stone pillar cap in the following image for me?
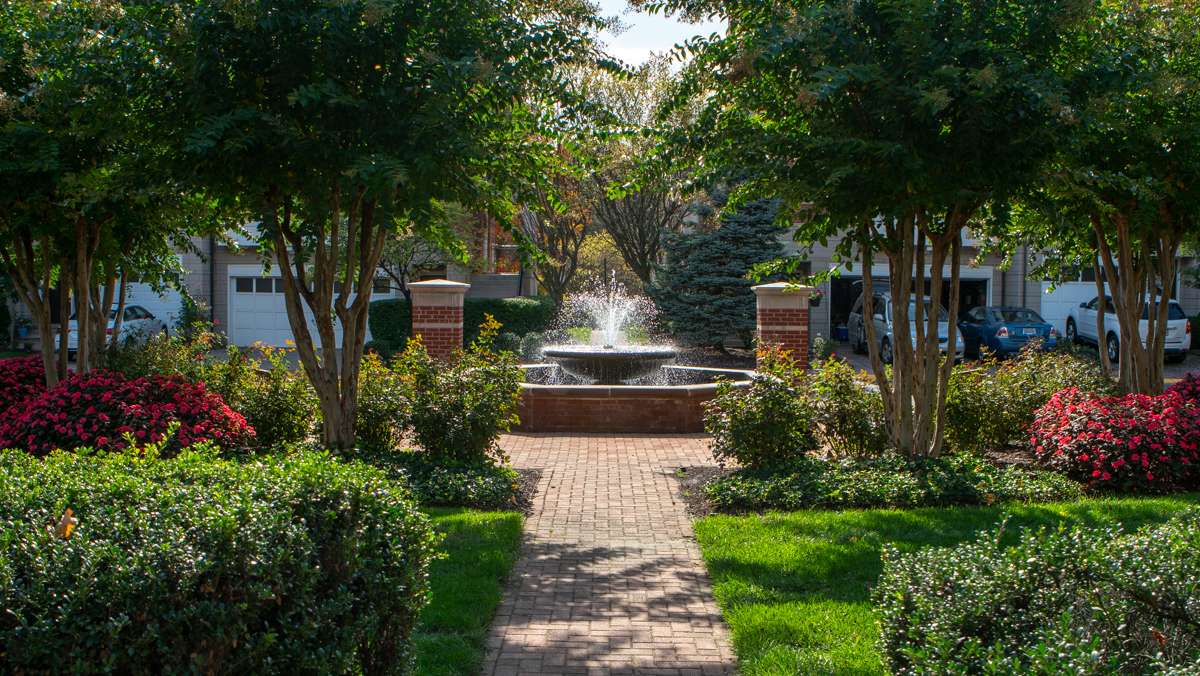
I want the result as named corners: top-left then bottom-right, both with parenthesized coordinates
top-left (752, 282), bottom-right (816, 295)
top-left (408, 279), bottom-right (470, 291)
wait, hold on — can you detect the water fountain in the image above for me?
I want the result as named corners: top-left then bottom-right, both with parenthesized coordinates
top-left (539, 273), bottom-right (678, 384)
top-left (518, 273), bottom-right (756, 432)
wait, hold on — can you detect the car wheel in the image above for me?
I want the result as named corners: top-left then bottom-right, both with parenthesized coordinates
top-left (1065, 318), bottom-right (1077, 345)
top-left (1106, 332), bottom-right (1120, 364)
top-left (880, 337), bottom-right (893, 365)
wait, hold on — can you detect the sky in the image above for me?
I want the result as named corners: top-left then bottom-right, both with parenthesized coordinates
top-left (594, 0), bottom-right (724, 66)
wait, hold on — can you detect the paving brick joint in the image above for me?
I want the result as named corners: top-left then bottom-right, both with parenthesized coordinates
top-left (484, 434), bottom-right (737, 676)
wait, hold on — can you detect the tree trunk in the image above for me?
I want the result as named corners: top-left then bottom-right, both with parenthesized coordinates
top-left (266, 184), bottom-right (386, 449)
top-left (0, 227), bottom-right (62, 386)
top-left (1091, 259), bottom-right (1113, 376)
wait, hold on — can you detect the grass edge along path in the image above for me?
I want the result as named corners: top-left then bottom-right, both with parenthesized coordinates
top-left (693, 494), bottom-right (1200, 675)
top-left (413, 508), bottom-right (523, 676)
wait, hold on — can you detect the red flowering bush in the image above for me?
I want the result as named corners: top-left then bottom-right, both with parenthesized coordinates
top-left (1167, 372), bottom-right (1200, 404)
top-left (0, 356), bottom-right (47, 417)
top-left (1031, 387), bottom-right (1200, 492)
top-left (0, 370), bottom-right (254, 456)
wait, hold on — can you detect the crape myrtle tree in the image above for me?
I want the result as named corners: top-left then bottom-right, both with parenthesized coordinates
top-left (174, 0), bottom-right (609, 448)
top-left (654, 0), bottom-right (1085, 457)
top-left (1004, 2), bottom-right (1200, 394)
top-left (0, 0), bottom-right (196, 385)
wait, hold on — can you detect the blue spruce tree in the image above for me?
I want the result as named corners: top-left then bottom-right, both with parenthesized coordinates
top-left (652, 197), bottom-right (785, 349)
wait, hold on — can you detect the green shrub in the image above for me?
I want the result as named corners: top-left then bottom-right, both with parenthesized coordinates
top-left (704, 349), bottom-right (818, 469)
top-left (365, 338), bottom-right (400, 361)
top-left (368, 296), bottom-right (556, 346)
top-left (0, 447), bottom-right (436, 674)
top-left (397, 316), bottom-right (521, 463)
top-left (705, 454), bottom-right (1083, 512)
top-left (874, 511), bottom-right (1200, 673)
top-left (462, 296), bottom-right (556, 343)
top-left (518, 331), bottom-right (545, 361)
top-left (357, 351), bottom-right (407, 451)
top-left (233, 345), bottom-right (319, 450)
top-left (495, 331), bottom-right (521, 354)
top-left (101, 322), bottom-right (223, 381)
top-left (349, 448), bottom-right (521, 509)
top-left (809, 357), bottom-right (890, 458)
top-left (946, 344), bottom-right (1116, 454)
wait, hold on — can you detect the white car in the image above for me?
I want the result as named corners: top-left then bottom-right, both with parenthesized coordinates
top-left (1065, 296), bottom-right (1191, 364)
top-left (66, 305), bottom-right (168, 358)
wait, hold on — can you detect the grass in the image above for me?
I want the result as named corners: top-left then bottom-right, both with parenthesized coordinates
top-left (694, 494), bottom-right (1200, 675)
top-left (413, 507), bottom-right (524, 676)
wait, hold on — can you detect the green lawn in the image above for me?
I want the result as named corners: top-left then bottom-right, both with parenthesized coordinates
top-left (414, 508), bottom-right (523, 676)
top-left (694, 495), bottom-right (1200, 675)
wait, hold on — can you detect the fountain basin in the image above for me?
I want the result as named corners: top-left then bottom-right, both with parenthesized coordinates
top-left (517, 365), bottom-right (755, 433)
top-left (541, 344), bottom-right (678, 385)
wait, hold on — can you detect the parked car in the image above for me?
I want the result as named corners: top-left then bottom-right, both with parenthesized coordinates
top-left (958, 306), bottom-right (1057, 358)
top-left (66, 305), bottom-right (167, 358)
top-left (848, 291), bottom-right (965, 364)
top-left (1065, 296), bottom-right (1191, 364)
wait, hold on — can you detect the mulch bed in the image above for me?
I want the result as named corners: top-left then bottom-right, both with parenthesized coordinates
top-left (513, 468), bottom-right (542, 516)
top-left (674, 465), bottom-right (732, 518)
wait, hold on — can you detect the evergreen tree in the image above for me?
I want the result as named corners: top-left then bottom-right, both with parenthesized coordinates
top-left (652, 198), bottom-right (784, 349)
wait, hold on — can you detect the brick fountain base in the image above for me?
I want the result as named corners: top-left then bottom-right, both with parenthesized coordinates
top-left (516, 365), bottom-right (755, 434)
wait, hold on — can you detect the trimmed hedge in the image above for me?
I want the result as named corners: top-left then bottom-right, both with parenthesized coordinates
top-left (705, 454), bottom-right (1083, 512)
top-left (0, 448), bottom-right (436, 673)
top-left (875, 510), bottom-right (1200, 673)
top-left (369, 296), bottom-right (555, 346)
top-left (348, 447), bottom-right (522, 510)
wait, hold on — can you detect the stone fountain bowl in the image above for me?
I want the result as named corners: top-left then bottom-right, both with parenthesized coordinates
top-left (541, 344), bottom-right (678, 384)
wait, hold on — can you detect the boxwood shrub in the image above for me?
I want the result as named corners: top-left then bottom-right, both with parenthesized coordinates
top-left (875, 510), bottom-right (1200, 673)
top-left (369, 296), bottom-right (555, 346)
top-left (0, 447), bottom-right (436, 674)
top-left (347, 447), bottom-right (522, 510)
top-left (705, 454), bottom-right (1083, 512)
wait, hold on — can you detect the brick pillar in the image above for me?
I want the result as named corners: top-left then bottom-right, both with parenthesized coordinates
top-left (408, 279), bottom-right (469, 360)
top-left (752, 282), bottom-right (814, 370)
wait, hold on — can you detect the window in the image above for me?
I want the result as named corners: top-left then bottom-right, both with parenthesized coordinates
top-left (255, 277), bottom-right (273, 293)
top-left (997, 308), bottom-right (1043, 323)
top-left (966, 307), bottom-right (986, 323)
top-left (274, 278), bottom-right (287, 293)
top-left (373, 278), bottom-right (391, 294)
top-left (236, 277), bottom-right (253, 293)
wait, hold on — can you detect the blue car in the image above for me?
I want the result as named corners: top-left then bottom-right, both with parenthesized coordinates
top-left (958, 306), bottom-right (1058, 358)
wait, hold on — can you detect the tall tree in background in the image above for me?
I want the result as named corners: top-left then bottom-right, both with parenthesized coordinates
top-left (1008, 2), bottom-right (1200, 394)
top-left (379, 202), bottom-right (475, 302)
top-left (656, 0), bottom-right (1085, 457)
top-left (174, 0), bottom-right (607, 447)
top-left (583, 58), bottom-right (691, 286)
top-left (0, 0), bottom-right (192, 384)
top-left (519, 161), bottom-right (595, 306)
top-left (652, 197), bottom-right (784, 349)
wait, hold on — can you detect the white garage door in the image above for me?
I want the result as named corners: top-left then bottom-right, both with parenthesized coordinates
top-left (229, 274), bottom-right (374, 348)
top-left (1040, 281), bottom-right (1102, 334)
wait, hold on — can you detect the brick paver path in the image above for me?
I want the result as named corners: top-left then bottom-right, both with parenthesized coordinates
top-left (484, 434), bottom-right (737, 676)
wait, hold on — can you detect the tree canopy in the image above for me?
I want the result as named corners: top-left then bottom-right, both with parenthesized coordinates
top-left (654, 0), bottom-right (1088, 456)
top-left (171, 0), bottom-right (610, 446)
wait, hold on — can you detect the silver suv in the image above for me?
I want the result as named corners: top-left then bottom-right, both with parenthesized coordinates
top-left (848, 290), bottom-right (965, 363)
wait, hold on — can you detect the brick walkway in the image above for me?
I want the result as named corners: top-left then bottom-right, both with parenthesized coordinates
top-left (483, 434), bottom-right (736, 676)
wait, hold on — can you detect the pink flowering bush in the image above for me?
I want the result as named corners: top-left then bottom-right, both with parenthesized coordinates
top-left (0, 356), bottom-right (47, 417)
top-left (0, 370), bottom-right (254, 456)
top-left (1167, 372), bottom-right (1200, 404)
top-left (1031, 387), bottom-right (1200, 492)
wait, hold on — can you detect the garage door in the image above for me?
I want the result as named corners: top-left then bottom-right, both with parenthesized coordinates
top-left (229, 275), bottom-right (370, 347)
